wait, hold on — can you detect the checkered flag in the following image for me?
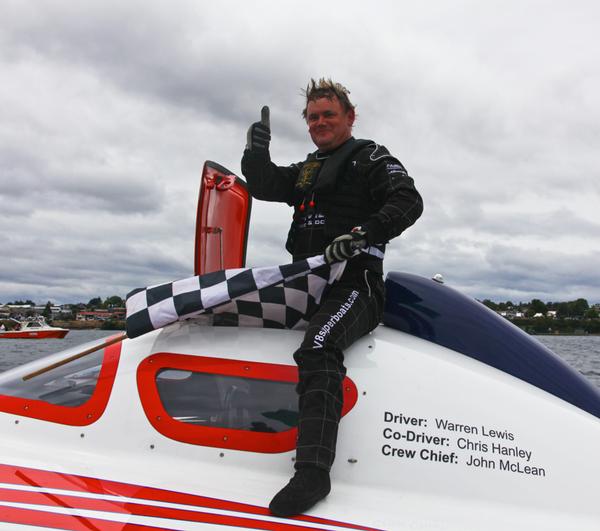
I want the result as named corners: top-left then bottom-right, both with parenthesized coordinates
top-left (126, 255), bottom-right (345, 339)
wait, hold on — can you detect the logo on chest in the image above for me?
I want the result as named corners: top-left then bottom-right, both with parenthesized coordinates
top-left (296, 161), bottom-right (321, 191)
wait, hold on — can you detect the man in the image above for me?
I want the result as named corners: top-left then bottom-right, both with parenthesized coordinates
top-left (241, 78), bottom-right (423, 517)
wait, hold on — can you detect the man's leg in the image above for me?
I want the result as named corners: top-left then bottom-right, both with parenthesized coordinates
top-left (269, 270), bottom-right (383, 516)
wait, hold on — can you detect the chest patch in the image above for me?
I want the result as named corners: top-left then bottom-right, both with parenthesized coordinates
top-left (296, 161), bottom-right (321, 191)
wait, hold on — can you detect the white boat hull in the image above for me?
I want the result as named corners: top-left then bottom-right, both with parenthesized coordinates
top-left (0, 321), bottom-right (598, 530)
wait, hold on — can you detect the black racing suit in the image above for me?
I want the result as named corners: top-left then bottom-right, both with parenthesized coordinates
top-left (242, 137), bottom-right (423, 470)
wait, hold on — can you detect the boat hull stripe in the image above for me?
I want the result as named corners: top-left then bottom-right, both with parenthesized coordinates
top-left (0, 464), bottom-right (384, 531)
top-left (0, 503), bottom-right (164, 530)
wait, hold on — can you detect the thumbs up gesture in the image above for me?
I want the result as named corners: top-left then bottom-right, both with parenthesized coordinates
top-left (246, 106), bottom-right (271, 153)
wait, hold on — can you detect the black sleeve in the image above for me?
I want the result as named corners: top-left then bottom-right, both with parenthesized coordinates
top-left (241, 149), bottom-right (301, 206)
top-left (361, 147), bottom-right (424, 245)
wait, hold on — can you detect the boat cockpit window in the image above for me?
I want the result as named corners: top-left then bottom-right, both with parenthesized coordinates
top-left (156, 369), bottom-right (298, 433)
top-left (0, 336), bottom-right (121, 425)
top-left (138, 353), bottom-right (357, 452)
top-left (0, 349), bottom-right (104, 407)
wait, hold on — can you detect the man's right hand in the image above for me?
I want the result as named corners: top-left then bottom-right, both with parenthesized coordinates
top-left (246, 106), bottom-right (271, 153)
top-left (324, 230), bottom-right (367, 264)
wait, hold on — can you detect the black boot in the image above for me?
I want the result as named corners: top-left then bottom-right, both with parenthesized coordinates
top-left (269, 467), bottom-right (331, 517)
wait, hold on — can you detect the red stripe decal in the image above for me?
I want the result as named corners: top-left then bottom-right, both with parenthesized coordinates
top-left (0, 487), bottom-right (348, 531)
top-left (0, 463), bottom-right (385, 531)
top-left (0, 504), bottom-right (166, 531)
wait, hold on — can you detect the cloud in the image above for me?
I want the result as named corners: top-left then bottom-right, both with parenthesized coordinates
top-left (0, 0), bottom-right (599, 305)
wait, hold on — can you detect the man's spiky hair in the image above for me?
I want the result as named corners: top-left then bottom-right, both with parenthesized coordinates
top-left (301, 78), bottom-right (356, 119)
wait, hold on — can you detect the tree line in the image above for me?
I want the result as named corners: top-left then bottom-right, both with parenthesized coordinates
top-left (5, 295), bottom-right (125, 310)
top-left (481, 298), bottom-right (598, 319)
top-left (481, 298), bottom-right (599, 334)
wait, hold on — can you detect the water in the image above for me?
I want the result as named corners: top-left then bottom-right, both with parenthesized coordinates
top-left (535, 335), bottom-right (600, 388)
top-left (0, 329), bottom-right (116, 373)
top-left (0, 330), bottom-right (599, 389)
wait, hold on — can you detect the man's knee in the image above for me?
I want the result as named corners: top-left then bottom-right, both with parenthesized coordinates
top-left (293, 344), bottom-right (344, 368)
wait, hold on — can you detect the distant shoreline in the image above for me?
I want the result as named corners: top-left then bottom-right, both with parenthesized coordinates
top-left (53, 320), bottom-right (126, 331)
top-left (530, 332), bottom-right (600, 337)
top-left (49, 320), bottom-right (600, 337)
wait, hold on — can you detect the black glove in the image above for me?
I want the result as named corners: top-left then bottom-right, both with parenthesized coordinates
top-left (324, 230), bottom-right (367, 264)
top-left (246, 105), bottom-right (271, 153)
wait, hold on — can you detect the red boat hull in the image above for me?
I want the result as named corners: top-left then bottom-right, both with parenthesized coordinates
top-left (0, 329), bottom-right (69, 339)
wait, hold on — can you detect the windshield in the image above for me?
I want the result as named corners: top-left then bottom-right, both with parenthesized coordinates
top-left (0, 338), bottom-right (111, 407)
top-left (156, 368), bottom-right (298, 432)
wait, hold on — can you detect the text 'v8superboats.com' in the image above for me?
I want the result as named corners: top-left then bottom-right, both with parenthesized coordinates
top-left (0, 161), bottom-right (598, 530)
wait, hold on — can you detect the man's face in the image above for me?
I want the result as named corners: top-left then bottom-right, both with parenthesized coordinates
top-left (306, 96), bottom-right (355, 152)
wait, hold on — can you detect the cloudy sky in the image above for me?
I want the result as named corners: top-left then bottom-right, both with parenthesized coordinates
top-left (1, 0), bottom-right (599, 306)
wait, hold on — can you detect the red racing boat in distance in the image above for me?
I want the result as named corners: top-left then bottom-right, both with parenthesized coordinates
top-left (0, 317), bottom-right (69, 339)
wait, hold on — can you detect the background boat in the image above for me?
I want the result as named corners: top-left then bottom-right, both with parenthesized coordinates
top-left (0, 317), bottom-right (69, 339)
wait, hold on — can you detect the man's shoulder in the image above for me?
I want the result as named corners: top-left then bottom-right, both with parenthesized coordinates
top-left (353, 140), bottom-right (408, 178)
top-left (353, 139), bottom-right (395, 163)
